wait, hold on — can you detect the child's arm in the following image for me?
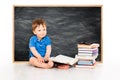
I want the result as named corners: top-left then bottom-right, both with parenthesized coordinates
top-left (44, 45), bottom-right (51, 60)
top-left (30, 47), bottom-right (44, 62)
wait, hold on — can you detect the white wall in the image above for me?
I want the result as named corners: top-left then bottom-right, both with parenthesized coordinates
top-left (0, 0), bottom-right (120, 66)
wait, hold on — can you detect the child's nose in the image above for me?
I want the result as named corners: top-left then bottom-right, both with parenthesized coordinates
top-left (41, 30), bottom-right (45, 33)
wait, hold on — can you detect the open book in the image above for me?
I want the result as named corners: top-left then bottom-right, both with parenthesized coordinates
top-left (49, 55), bottom-right (78, 66)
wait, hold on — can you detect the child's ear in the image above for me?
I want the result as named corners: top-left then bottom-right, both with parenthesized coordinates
top-left (33, 31), bottom-right (36, 35)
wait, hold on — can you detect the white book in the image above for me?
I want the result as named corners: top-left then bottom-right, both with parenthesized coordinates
top-left (78, 48), bottom-right (98, 51)
top-left (78, 50), bottom-right (93, 53)
top-left (78, 53), bottom-right (93, 56)
top-left (78, 48), bottom-right (98, 54)
top-left (49, 55), bottom-right (78, 65)
top-left (75, 54), bottom-right (98, 60)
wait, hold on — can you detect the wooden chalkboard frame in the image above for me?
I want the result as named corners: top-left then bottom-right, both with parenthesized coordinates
top-left (13, 5), bottom-right (103, 63)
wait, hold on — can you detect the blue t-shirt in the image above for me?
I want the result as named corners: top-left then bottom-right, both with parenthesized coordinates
top-left (29, 35), bottom-right (51, 58)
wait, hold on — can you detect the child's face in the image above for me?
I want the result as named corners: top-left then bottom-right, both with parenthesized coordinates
top-left (33, 24), bottom-right (47, 40)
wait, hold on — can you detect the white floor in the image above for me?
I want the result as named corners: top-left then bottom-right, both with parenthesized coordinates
top-left (1, 62), bottom-right (120, 80)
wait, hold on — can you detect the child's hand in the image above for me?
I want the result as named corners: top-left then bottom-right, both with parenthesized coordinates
top-left (44, 55), bottom-right (50, 61)
top-left (37, 57), bottom-right (44, 63)
top-left (90, 43), bottom-right (100, 48)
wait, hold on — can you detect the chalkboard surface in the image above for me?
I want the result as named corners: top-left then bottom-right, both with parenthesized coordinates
top-left (14, 6), bottom-right (101, 61)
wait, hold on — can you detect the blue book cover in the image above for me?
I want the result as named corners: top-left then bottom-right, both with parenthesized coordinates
top-left (77, 60), bottom-right (95, 65)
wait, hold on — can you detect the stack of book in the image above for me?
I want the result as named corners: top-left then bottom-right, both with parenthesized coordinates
top-left (75, 44), bottom-right (99, 68)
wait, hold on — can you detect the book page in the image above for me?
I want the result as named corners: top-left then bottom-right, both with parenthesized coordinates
top-left (50, 55), bottom-right (78, 65)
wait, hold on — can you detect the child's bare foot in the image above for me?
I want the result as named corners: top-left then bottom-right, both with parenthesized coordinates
top-left (47, 60), bottom-right (54, 68)
top-left (57, 64), bottom-right (70, 69)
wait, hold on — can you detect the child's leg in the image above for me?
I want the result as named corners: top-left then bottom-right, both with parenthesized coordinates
top-left (29, 57), bottom-right (54, 68)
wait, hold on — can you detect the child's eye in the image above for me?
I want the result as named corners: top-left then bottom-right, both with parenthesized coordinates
top-left (43, 29), bottom-right (46, 31)
top-left (38, 30), bottom-right (41, 31)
